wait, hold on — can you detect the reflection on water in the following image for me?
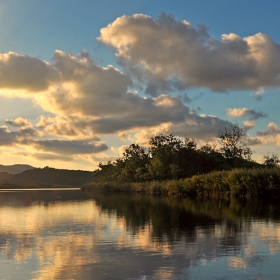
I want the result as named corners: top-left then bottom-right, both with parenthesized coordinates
top-left (0, 190), bottom-right (280, 279)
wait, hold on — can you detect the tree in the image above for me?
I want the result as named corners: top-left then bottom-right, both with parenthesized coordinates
top-left (184, 137), bottom-right (197, 150)
top-left (148, 134), bottom-right (183, 180)
top-left (218, 125), bottom-right (252, 166)
top-left (123, 144), bottom-right (147, 161)
top-left (263, 154), bottom-right (280, 168)
top-left (200, 139), bottom-right (217, 154)
top-left (120, 144), bottom-right (149, 182)
top-left (149, 134), bottom-right (183, 153)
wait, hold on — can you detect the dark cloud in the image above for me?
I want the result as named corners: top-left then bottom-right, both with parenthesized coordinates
top-left (164, 115), bottom-right (233, 140)
top-left (30, 139), bottom-right (108, 155)
top-left (246, 109), bottom-right (268, 120)
top-left (0, 126), bottom-right (39, 146)
top-left (0, 126), bottom-right (18, 145)
top-left (0, 124), bottom-right (107, 157)
top-left (0, 52), bottom-right (58, 92)
top-left (246, 137), bottom-right (262, 146)
top-left (179, 92), bottom-right (203, 104)
top-left (31, 153), bottom-right (74, 161)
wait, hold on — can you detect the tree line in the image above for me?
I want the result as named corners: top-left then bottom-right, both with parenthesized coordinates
top-left (94, 125), bottom-right (278, 183)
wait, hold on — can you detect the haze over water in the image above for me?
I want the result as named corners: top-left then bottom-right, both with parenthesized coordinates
top-left (0, 189), bottom-right (280, 279)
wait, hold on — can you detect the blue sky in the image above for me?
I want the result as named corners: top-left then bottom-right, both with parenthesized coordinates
top-left (0, 0), bottom-right (280, 170)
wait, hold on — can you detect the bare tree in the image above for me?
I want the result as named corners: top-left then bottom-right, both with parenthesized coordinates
top-left (218, 125), bottom-right (252, 165)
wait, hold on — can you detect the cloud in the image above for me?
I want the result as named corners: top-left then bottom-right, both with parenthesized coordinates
top-left (117, 132), bottom-right (132, 141)
top-left (225, 108), bottom-right (268, 120)
top-left (6, 117), bottom-right (33, 127)
top-left (99, 13), bottom-right (280, 95)
top-left (0, 52), bottom-right (58, 92)
top-left (31, 153), bottom-right (74, 161)
top-left (247, 122), bottom-right (280, 146)
top-left (257, 122), bottom-right (280, 136)
top-left (246, 137), bottom-right (262, 146)
top-left (0, 125), bottom-right (39, 146)
top-left (2, 14), bottom-right (278, 167)
top-left (0, 122), bottom-right (107, 157)
top-left (0, 125), bottom-right (18, 145)
top-left (0, 49), bottom-right (239, 143)
top-left (133, 114), bottom-right (232, 146)
top-left (35, 50), bottom-right (133, 117)
top-left (251, 87), bottom-right (265, 101)
top-left (179, 92), bottom-right (203, 104)
top-left (0, 48), bottom-right (243, 163)
top-left (243, 120), bottom-right (256, 129)
top-left (36, 116), bottom-right (90, 138)
top-left (26, 139), bottom-right (108, 155)
top-left (33, 51), bottom-right (233, 138)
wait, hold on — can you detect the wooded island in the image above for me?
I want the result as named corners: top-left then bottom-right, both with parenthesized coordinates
top-left (83, 125), bottom-right (280, 198)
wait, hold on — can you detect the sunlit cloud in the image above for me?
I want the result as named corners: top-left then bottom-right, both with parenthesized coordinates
top-left (117, 131), bottom-right (132, 141)
top-left (36, 116), bottom-right (91, 138)
top-left (225, 108), bottom-right (268, 120)
top-left (247, 122), bottom-right (280, 146)
top-left (99, 13), bottom-right (280, 95)
top-left (257, 122), bottom-right (280, 136)
top-left (0, 12), bottom-right (279, 167)
top-left (6, 117), bottom-right (33, 127)
top-left (243, 120), bottom-right (256, 129)
top-left (32, 51), bottom-right (233, 138)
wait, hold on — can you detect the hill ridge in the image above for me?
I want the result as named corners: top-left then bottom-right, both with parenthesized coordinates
top-left (0, 166), bottom-right (94, 188)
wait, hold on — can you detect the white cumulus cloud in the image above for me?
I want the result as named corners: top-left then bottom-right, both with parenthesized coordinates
top-left (99, 13), bottom-right (280, 95)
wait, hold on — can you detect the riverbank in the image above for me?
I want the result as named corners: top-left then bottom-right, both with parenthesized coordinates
top-left (82, 168), bottom-right (280, 198)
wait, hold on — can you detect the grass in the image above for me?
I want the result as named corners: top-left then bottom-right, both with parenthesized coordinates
top-left (82, 168), bottom-right (280, 198)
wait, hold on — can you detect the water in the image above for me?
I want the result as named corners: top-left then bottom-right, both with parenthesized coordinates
top-left (0, 190), bottom-right (280, 279)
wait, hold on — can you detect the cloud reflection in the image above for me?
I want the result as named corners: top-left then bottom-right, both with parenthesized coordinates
top-left (0, 192), bottom-right (280, 279)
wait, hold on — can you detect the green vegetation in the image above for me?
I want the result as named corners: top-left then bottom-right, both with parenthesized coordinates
top-left (83, 125), bottom-right (280, 197)
top-left (93, 125), bottom-right (259, 183)
top-left (83, 168), bottom-right (280, 198)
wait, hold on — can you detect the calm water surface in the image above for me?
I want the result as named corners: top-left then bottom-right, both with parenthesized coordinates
top-left (0, 189), bottom-right (280, 279)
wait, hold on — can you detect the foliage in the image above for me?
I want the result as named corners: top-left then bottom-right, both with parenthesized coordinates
top-left (83, 168), bottom-right (280, 198)
top-left (263, 154), bottom-right (280, 168)
top-left (93, 130), bottom-right (261, 184)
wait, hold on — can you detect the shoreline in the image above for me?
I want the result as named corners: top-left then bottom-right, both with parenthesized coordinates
top-left (82, 168), bottom-right (280, 198)
top-left (0, 187), bottom-right (81, 191)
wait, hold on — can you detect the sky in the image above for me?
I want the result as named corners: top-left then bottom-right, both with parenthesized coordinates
top-left (1, 0), bottom-right (280, 170)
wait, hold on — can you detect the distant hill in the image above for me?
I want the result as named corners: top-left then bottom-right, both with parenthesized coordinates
top-left (0, 172), bottom-right (13, 181)
top-left (0, 166), bottom-right (95, 188)
top-left (0, 164), bottom-right (35, 174)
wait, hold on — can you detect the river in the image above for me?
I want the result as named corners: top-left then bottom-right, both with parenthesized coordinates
top-left (0, 189), bottom-right (280, 279)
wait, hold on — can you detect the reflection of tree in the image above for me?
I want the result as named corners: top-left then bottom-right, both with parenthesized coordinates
top-left (92, 194), bottom-right (219, 244)
top-left (91, 193), bottom-right (280, 246)
top-left (1, 191), bottom-right (280, 279)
